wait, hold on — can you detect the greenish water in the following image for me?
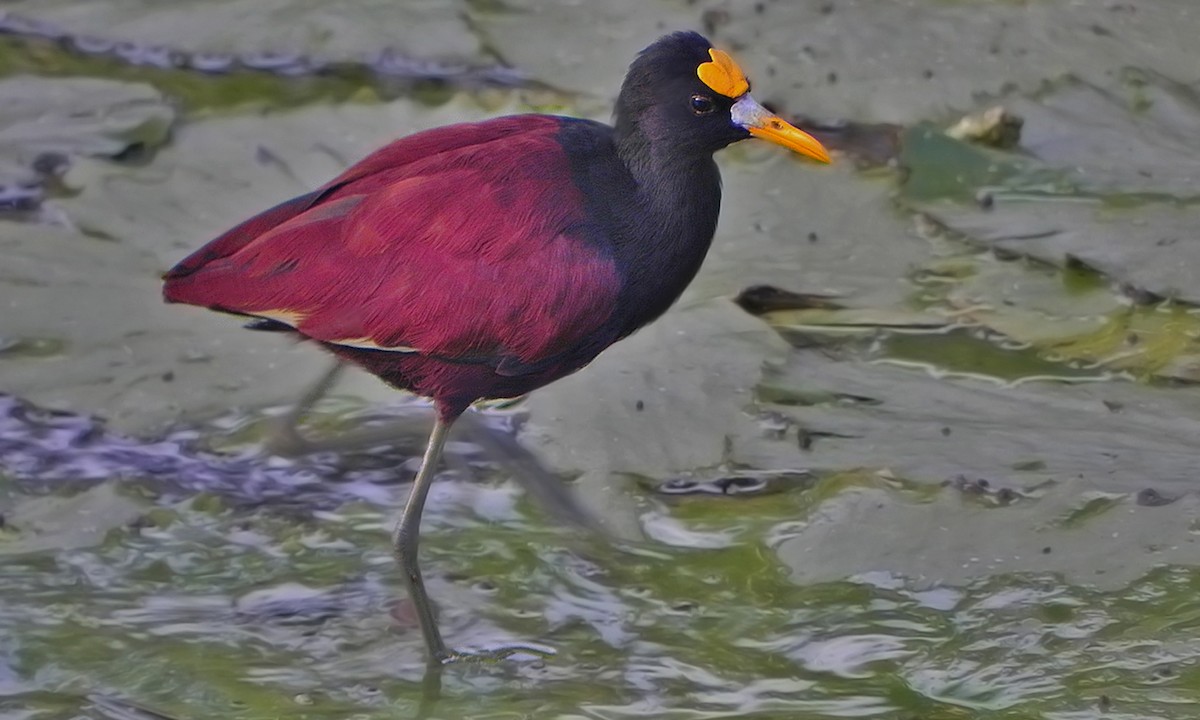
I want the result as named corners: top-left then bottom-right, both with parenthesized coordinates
top-left (5, 472), bottom-right (1200, 719)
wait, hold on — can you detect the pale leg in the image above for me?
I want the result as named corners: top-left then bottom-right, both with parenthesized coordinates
top-left (394, 414), bottom-right (557, 666)
top-left (394, 416), bottom-right (455, 663)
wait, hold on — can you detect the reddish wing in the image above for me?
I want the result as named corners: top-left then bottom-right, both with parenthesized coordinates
top-left (164, 116), bottom-right (559, 282)
top-left (163, 115), bottom-right (621, 373)
top-left (164, 189), bottom-right (324, 282)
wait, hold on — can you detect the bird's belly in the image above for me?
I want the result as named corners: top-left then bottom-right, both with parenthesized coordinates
top-left (324, 344), bottom-right (589, 419)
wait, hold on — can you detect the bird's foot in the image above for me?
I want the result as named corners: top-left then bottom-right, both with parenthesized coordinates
top-left (436, 643), bottom-right (556, 666)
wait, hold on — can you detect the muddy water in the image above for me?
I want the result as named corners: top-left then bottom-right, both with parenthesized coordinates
top-left (3, 1), bottom-right (1200, 718)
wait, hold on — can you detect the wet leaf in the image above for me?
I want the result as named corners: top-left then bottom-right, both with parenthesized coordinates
top-left (520, 299), bottom-right (789, 535)
top-left (903, 71), bottom-right (1200, 304)
top-left (0, 75), bottom-right (173, 199)
top-left (897, 216), bottom-right (1200, 380)
top-left (965, 303), bottom-right (1200, 383)
top-left (1012, 71), bottom-right (1200, 199)
top-left (0, 222), bottom-right (388, 433)
top-left (735, 346), bottom-right (1200, 497)
top-left (790, 116), bottom-right (904, 169)
top-left (880, 329), bottom-right (1103, 383)
top-left (917, 199), bottom-right (1200, 305)
top-left (899, 125), bottom-right (1068, 204)
top-left (776, 477), bottom-right (1200, 590)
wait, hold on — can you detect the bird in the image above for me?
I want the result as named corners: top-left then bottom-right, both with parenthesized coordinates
top-left (162, 30), bottom-right (830, 665)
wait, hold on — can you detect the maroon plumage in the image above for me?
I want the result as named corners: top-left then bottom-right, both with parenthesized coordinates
top-left (164, 115), bottom-right (621, 417)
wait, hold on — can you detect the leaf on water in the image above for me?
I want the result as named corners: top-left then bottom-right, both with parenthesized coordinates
top-left (1043, 306), bottom-right (1200, 382)
top-left (899, 125), bottom-right (1072, 204)
top-left (467, 0), bottom-right (699, 102)
top-left (916, 199), bottom-right (1200, 306)
top-left (775, 476), bottom-right (1200, 590)
top-left (690, 160), bottom-right (933, 310)
top-left (483, 0), bottom-right (1200, 126)
top-left (0, 75), bottom-right (174, 199)
top-left (738, 346), bottom-right (1200, 496)
top-left (881, 329), bottom-right (1101, 383)
top-left (902, 71), bottom-right (1200, 305)
top-left (1012, 71), bottom-right (1200, 199)
top-left (789, 116), bottom-right (904, 170)
top-left (911, 247), bottom-right (1200, 381)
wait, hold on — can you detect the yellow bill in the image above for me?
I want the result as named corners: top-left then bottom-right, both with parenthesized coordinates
top-left (730, 94), bottom-right (831, 164)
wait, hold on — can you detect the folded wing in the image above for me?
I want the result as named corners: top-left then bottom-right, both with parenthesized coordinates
top-left (163, 115), bottom-right (621, 373)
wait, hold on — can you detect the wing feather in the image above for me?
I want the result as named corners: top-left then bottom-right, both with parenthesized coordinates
top-left (163, 115), bottom-right (621, 373)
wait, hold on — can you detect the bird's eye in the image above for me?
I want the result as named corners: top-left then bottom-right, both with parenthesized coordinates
top-left (690, 95), bottom-right (715, 115)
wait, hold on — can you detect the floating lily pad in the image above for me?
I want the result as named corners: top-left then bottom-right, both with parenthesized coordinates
top-left (688, 159), bottom-right (931, 309)
top-left (878, 246), bottom-right (1200, 382)
top-left (1012, 71), bottom-right (1200, 200)
top-left (898, 125), bottom-right (1071, 204)
top-left (881, 329), bottom-right (1106, 383)
top-left (0, 75), bottom-right (174, 203)
top-left (958, 302), bottom-right (1200, 383)
top-left (920, 199), bottom-right (1200, 304)
top-left (777, 477), bottom-right (1200, 590)
top-left (902, 70), bottom-right (1200, 305)
top-left (884, 71), bottom-right (1200, 382)
top-left (522, 299), bottom-right (789, 479)
top-left (737, 346), bottom-right (1200, 497)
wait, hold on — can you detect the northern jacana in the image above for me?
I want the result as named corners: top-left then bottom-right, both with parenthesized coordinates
top-left (163, 31), bottom-right (830, 664)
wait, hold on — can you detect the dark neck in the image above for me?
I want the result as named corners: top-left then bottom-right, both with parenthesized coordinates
top-left (608, 118), bottom-right (722, 330)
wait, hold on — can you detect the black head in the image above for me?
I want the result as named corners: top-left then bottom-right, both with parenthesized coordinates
top-left (614, 31), bottom-right (830, 163)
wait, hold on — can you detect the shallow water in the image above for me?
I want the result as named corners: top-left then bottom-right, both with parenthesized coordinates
top-left (3, 1), bottom-right (1200, 718)
top-left (4, 409), bottom-right (1200, 718)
